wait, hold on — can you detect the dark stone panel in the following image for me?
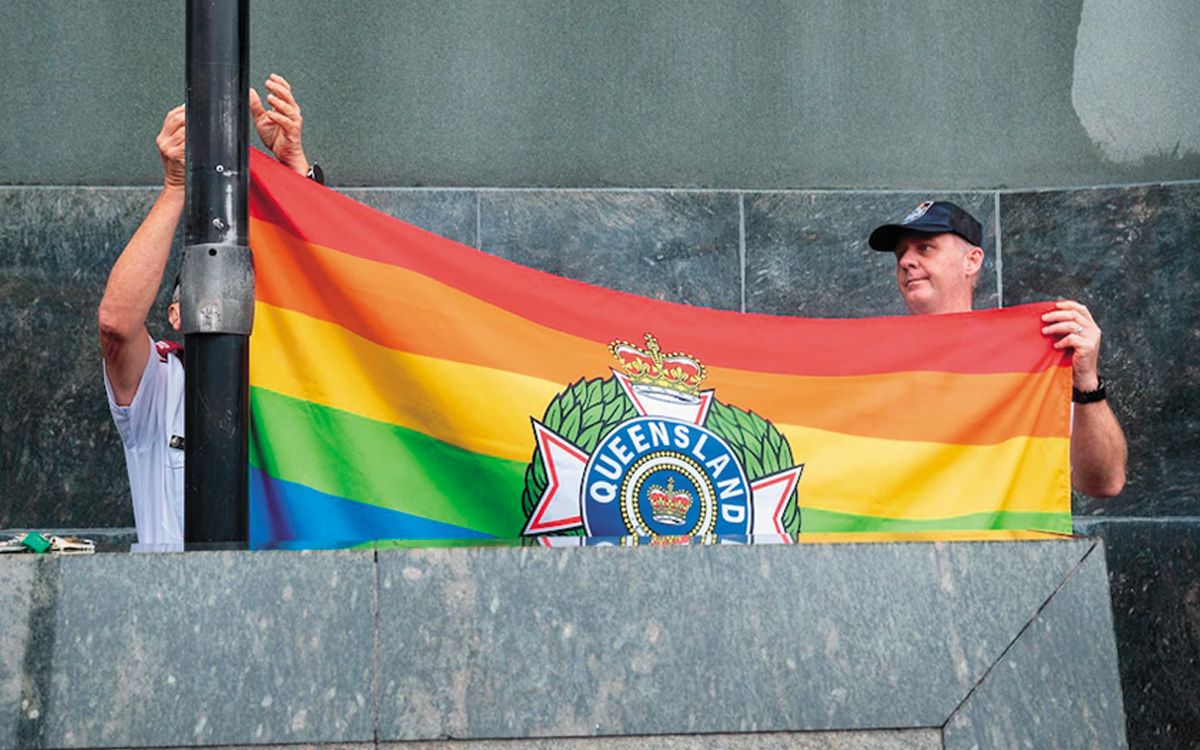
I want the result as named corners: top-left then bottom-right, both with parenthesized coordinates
top-left (478, 191), bottom-right (741, 311)
top-left (1000, 183), bottom-right (1200, 517)
top-left (1081, 520), bottom-right (1200, 750)
top-left (338, 188), bottom-right (478, 247)
top-left (0, 551), bottom-right (376, 749)
top-left (744, 192), bottom-right (998, 318)
top-left (377, 540), bottom-right (1095, 740)
top-left (943, 544), bottom-right (1127, 749)
top-left (0, 187), bottom-right (176, 531)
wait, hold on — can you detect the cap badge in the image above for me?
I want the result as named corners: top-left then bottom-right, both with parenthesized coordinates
top-left (902, 201), bottom-right (934, 225)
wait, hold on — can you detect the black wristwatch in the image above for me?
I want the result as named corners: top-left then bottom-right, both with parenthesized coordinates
top-left (1072, 376), bottom-right (1107, 404)
top-left (306, 163), bottom-right (325, 185)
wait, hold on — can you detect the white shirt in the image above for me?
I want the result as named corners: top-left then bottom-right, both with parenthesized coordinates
top-left (104, 335), bottom-right (185, 550)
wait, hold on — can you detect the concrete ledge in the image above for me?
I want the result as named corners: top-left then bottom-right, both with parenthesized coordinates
top-left (1, 551), bottom-right (375, 748)
top-left (0, 540), bottom-right (1125, 749)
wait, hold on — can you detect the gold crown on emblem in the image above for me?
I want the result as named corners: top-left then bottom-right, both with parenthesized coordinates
top-left (609, 333), bottom-right (707, 395)
top-left (647, 476), bottom-right (693, 526)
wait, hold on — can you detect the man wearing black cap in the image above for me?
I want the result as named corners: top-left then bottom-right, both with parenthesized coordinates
top-left (868, 201), bottom-right (1127, 498)
top-left (97, 75), bottom-right (315, 548)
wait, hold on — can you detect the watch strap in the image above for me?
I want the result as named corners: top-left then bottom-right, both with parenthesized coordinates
top-left (1072, 376), bottom-right (1107, 404)
top-left (306, 162), bottom-right (325, 185)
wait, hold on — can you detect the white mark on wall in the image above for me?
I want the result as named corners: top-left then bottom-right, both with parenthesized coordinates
top-left (1072, 0), bottom-right (1200, 163)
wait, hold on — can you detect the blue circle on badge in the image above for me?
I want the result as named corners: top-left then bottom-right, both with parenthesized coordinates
top-left (581, 417), bottom-right (752, 537)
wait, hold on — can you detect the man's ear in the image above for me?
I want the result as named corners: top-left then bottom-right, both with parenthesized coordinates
top-left (964, 245), bottom-right (984, 276)
top-left (168, 302), bottom-right (182, 332)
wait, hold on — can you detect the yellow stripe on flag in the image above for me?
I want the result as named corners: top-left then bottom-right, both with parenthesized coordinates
top-left (800, 529), bottom-right (1072, 544)
top-left (780, 423), bottom-right (1069, 519)
top-left (251, 302), bottom-right (560, 462)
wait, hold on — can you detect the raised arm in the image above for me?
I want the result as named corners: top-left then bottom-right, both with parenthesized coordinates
top-left (1042, 300), bottom-right (1128, 497)
top-left (98, 106), bottom-right (187, 406)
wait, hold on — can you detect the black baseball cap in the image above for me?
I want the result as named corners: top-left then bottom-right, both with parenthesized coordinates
top-left (868, 201), bottom-right (983, 252)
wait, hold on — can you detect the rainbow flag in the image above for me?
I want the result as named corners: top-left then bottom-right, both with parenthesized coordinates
top-left (246, 150), bottom-right (1073, 548)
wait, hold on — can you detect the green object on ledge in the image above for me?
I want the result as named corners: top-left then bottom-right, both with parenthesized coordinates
top-left (20, 531), bottom-right (52, 554)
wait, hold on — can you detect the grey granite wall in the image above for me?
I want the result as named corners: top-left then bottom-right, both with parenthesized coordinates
top-left (0, 540), bottom-right (1123, 749)
top-left (1, 180), bottom-right (1196, 747)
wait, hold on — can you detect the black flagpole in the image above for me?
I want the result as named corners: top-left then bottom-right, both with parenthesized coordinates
top-left (182, 0), bottom-right (251, 549)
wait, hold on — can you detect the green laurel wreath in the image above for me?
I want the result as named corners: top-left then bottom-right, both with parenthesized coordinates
top-left (521, 376), bottom-right (801, 537)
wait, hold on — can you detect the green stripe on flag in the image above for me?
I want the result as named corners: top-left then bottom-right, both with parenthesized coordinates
top-left (250, 387), bottom-right (530, 538)
top-left (799, 507), bottom-right (1072, 535)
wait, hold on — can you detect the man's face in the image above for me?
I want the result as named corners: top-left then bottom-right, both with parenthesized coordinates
top-left (893, 232), bottom-right (982, 315)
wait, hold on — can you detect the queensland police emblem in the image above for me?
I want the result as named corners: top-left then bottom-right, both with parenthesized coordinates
top-left (902, 200), bottom-right (934, 225)
top-left (521, 334), bottom-right (803, 542)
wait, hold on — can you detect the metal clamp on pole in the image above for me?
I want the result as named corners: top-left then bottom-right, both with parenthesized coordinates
top-left (179, 243), bottom-right (255, 336)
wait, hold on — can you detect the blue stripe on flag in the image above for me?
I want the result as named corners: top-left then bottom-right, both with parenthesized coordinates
top-left (249, 467), bottom-right (493, 548)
